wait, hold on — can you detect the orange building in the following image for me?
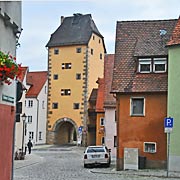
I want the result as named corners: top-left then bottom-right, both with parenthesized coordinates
top-left (112, 19), bottom-right (176, 169)
top-left (95, 78), bottom-right (105, 145)
top-left (46, 14), bottom-right (106, 146)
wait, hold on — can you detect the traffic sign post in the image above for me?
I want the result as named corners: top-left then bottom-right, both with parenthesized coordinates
top-left (164, 117), bottom-right (174, 177)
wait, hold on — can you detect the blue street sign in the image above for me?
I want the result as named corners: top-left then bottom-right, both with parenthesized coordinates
top-left (78, 126), bottom-right (83, 133)
top-left (164, 117), bottom-right (174, 128)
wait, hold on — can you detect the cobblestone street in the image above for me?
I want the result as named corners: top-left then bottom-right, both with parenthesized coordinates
top-left (13, 145), bottom-right (180, 180)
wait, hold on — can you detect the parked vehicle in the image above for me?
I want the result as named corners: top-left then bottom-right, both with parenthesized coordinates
top-left (83, 145), bottom-right (111, 168)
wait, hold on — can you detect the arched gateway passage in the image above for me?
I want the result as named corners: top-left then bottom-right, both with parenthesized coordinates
top-left (53, 118), bottom-right (78, 145)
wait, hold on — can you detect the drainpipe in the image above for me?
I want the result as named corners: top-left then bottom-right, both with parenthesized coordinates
top-left (36, 98), bottom-right (39, 143)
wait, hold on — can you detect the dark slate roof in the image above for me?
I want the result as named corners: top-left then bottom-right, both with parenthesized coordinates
top-left (89, 88), bottom-right (98, 102)
top-left (111, 19), bottom-right (177, 93)
top-left (46, 14), bottom-right (104, 48)
top-left (167, 17), bottom-right (180, 46)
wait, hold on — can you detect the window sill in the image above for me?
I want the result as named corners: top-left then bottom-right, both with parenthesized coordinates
top-left (130, 114), bottom-right (145, 117)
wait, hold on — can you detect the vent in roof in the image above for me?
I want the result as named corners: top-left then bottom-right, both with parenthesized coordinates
top-left (160, 29), bottom-right (167, 36)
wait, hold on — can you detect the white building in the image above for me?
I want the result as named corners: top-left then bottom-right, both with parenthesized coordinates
top-left (24, 71), bottom-right (48, 145)
top-left (104, 54), bottom-right (117, 158)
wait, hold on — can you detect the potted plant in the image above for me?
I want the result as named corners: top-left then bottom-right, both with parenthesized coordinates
top-left (0, 51), bottom-right (22, 85)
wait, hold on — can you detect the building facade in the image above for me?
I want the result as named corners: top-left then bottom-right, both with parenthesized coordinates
top-left (167, 17), bottom-right (180, 172)
top-left (0, 2), bottom-right (22, 180)
top-left (25, 71), bottom-right (48, 145)
top-left (104, 54), bottom-right (116, 158)
top-left (111, 19), bottom-right (177, 170)
top-left (46, 14), bottom-right (106, 145)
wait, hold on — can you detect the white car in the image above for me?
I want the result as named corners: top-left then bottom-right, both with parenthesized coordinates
top-left (83, 146), bottom-right (111, 168)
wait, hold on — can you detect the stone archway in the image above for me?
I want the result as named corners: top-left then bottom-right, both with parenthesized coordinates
top-left (52, 117), bottom-right (78, 145)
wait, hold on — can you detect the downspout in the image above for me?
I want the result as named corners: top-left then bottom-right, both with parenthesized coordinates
top-left (36, 98), bottom-right (39, 143)
top-left (116, 94), bottom-right (122, 170)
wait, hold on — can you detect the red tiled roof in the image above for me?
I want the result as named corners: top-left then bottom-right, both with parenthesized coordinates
top-left (112, 19), bottom-right (177, 93)
top-left (18, 66), bottom-right (28, 82)
top-left (96, 78), bottom-right (104, 112)
top-left (104, 54), bottom-right (116, 107)
top-left (167, 17), bottom-right (180, 46)
top-left (26, 71), bottom-right (48, 98)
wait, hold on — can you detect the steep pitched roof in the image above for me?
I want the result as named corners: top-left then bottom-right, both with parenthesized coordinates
top-left (89, 88), bottom-right (98, 102)
top-left (112, 19), bottom-right (177, 93)
top-left (18, 66), bottom-right (28, 82)
top-left (96, 78), bottom-right (105, 112)
top-left (167, 17), bottom-right (180, 46)
top-left (104, 54), bottom-right (116, 107)
top-left (46, 14), bottom-right (105, 49)
top-left (26, 71), bottom-right (48, 98)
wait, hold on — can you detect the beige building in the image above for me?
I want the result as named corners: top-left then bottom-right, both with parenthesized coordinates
top-left (46, 14), bottom-right (106, 145)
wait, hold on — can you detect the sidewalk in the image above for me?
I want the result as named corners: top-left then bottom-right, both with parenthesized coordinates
top-left (91, 166), bottom-right (180, 179)
top-left (14, 153), bottom-right (44, 169)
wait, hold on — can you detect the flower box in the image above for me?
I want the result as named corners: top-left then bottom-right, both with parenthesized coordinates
top-left (0, 51), bottom-right (22, 85)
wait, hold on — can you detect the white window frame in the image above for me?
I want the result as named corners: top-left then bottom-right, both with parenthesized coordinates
top-left (130, 97), bottom-right (145, 116)
top-left (29, 131), bottom-right (34, 140)
top-left (139, 58), bottom-right (151, 73)
top-left (144, 142), bottom-right (156, 153)
top-left (39, 131), bottom-right (42, 140)
top-left (100, 117), bottom-right (105, 126)
top-left (153, 58), bottom-right (167, 73)
top-left (27, 116), bottom-right (32, 123)
top-left (61, 89), bottom-right (71, 96)
top-left (28, 100), bottom-right (33, 107)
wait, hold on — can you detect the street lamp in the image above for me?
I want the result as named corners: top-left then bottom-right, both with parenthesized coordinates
top-left (21, 113), bottom-right (27, 159)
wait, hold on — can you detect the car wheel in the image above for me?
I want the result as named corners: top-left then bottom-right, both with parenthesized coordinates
top-left (106, 162), bottom-right (110, 167)
top-left (84, 164), bottom-right (88, 168)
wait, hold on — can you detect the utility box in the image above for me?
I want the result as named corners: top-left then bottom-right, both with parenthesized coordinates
top-left (124, 148), bottom-right (139, 170)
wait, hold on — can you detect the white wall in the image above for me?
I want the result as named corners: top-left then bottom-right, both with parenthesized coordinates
top-left (0, 1), bottom-right (21, 56)
top-left (104, 108), bottom-right (117, 158)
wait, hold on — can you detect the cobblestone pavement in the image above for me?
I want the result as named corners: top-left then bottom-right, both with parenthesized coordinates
top-left (13, 145), bottom-right (180, 180)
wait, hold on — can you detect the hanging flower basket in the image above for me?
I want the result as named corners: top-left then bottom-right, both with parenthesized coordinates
top-left (0, 51), bottom-right (22, 85)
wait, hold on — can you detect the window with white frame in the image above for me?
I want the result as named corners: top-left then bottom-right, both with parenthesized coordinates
top-left (61, 89), bottom-right (71, 96)
top-left (39, 132), bottom-right (42, 140)
top-left (28, 100), bottom-right (33, 107)
top-left (100, 117), bottom-right (105, 126)
top-left (131, 97), bottom-right (145, 116)
top-left (144, 142), bottom-right (156, 153)
top-left (139, 58), bottom-right (151, 73)
top-left (29, 131), bottom-right (34, 140)
top-left (27, 116), bottom-right (32, 123)
top-left (62, 63), bottom-right (71, 69)
top-left (153, 58), bottom-right (167, 73)
top-left (42, 101), bottom-right (45, 109)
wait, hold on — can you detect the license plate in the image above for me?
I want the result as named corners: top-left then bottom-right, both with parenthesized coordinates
top-left (92, 155), bottom-right (100, 158)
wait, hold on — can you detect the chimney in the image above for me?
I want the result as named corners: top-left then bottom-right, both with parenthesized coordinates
top-left (61, 16), bottom-right (64, 24)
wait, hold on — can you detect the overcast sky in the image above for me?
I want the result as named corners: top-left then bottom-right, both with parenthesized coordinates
top-left (17, 0), bottom-right (180, 71)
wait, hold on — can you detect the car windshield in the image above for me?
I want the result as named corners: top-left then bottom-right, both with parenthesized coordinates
top-left (87, 147), bottom-right (105, 153)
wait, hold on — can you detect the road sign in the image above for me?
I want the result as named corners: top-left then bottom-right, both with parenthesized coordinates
top-left (78, 126), bottom-right (83, 133)
top-left (164, 117), bottom-right (174, 133)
